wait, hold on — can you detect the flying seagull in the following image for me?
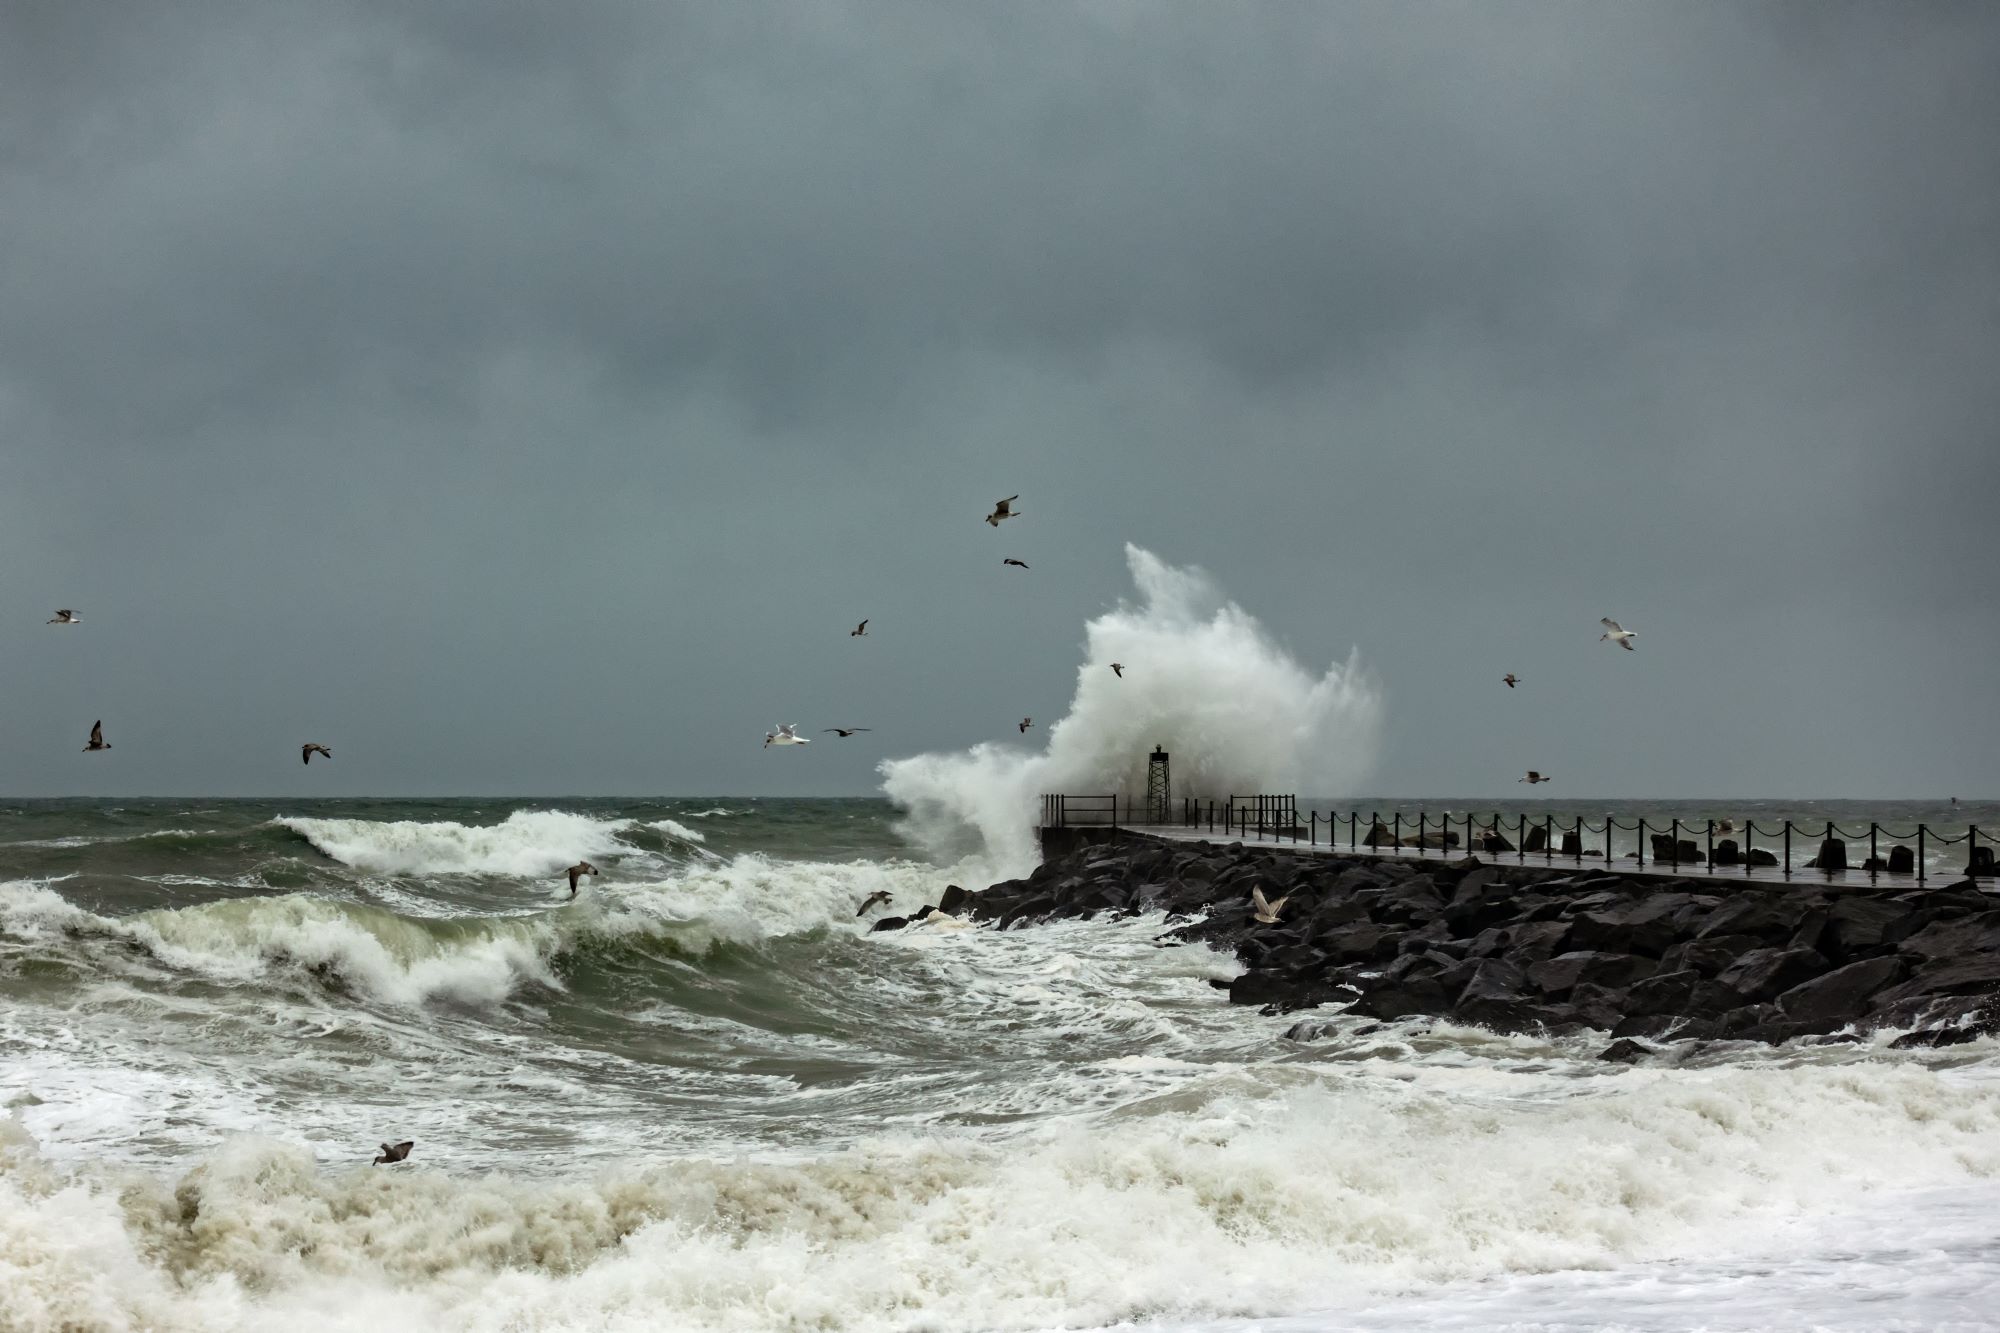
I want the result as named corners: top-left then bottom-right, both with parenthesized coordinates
top-left (301, 743), bottom-right (332, 765)
top-left (1110, 663), bottom-right (1124, 678)
top-left (764, 724), bottom-right (810, 748)
top-left (851, 620), bottom-right (868, 637)
top-left (83, 720), bottom-right (110, 752)
top-left (1519, 771), bottom-right (1552, 784)
top-left (985, 495), bottom-right (1020, 527)
top-left (1599, 618), bottom-right (1636, 651)
top-left (1250, 886), bottom-right (1289, 924)
top-left (856, 890), bottom-right (893, 917)
top-left (1003, 558), bottom-right (1029, 569)
top-left (1502, 674), bottom-right (1518, 689)
top-left (373, 1141), bottom-right (414, 1165)
top-left (1018, 717), bottom-right (1032, 734)
top-left (563, 861), bottom-right (598, 898)
top-left (824, 728), bottom-right (872, 738)
top-left (47, 609), bottom-right (79, 625)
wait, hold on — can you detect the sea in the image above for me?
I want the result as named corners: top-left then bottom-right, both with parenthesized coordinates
top-left (3, 794), bottom-right (1997, 1333)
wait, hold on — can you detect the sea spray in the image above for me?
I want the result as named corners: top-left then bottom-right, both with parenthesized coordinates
top-left (880, 545), bottom-right (1381, 874)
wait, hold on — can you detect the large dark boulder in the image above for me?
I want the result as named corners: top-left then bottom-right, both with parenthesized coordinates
top-left (1658, 934), bottom-right (1764, 977)
top-left (1624, 968), bottom-right (1703, 1016)
top-left (869, 915), bottom-right (910, 932)
top-left (1712, 839), bottom-right (1740, 866)
top-left (1527, 951), bottom-right (1657, 996)
top-left (935, 884), bottom-right (971, 916)
top-left (1714, 947), bottom-right (1831, 1004)
top-left (1886, 845), bottom-right (1916, 874)
top-left (1870, 955), bottom-right (2000, 1009)
top-left (1898, 912), bottom-right (2000, 963)
top-left (1696, 895), bottom-right (1821, 942)
top-left (1775, 956), bottom-right (1907, 1028)
top-left (1807, 839), bottom-right (1848, 872)
top-left (1823, 899), bottom-right (1922, 958)
top-left (1565, 895), bottom-right (1700, 957)
top-left (1350, 977), bottom-right (1454, 1020)
top-left (1314, 923), bottom-right (1400, 964)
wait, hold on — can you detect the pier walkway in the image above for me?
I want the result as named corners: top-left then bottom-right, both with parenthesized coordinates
top-left (1037, 795), bottom-right (1997, 895)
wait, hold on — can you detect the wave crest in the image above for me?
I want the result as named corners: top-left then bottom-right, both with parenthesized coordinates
top-left (275, 810), bottom-right (641, 879)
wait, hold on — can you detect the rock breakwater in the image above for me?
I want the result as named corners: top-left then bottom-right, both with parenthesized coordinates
top-left (967, 835), bottom-right (2000, 1050)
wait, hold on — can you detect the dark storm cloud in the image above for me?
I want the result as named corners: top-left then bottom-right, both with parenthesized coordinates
top-left (1, 2), bottom-right (1995, 798)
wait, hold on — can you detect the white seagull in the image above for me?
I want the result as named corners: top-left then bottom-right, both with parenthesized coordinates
top-left (1599, 618), bottom-right (1636, 651)
top-left (47, 610), bottom-right (79, 624)
top-left (1519, 770), bottom-right (1552, 784)
top-left (1250, 887), bottom-right (1289, 924)
top-left (985, 495), bottom-right (1020, 527)
top-left (764, 724), bottom-right (811, 748)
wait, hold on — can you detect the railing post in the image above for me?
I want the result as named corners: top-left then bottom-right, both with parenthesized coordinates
top-left (1783, 821), bottom-right (1792, 878)
top-left (1918, 824), bottom-right (1927, 885)
top-left (1670, 818), bottom-right (1680, 866)
top-left (1393, 812), bottom-right (1400, 852)
top-left (1706, 818), bottom-right (1714, 874)
top-left (1637, 818), bottom-right (1646, 868)
top-left (1869, 822), bottom-right (1879, 879)
top-left (1517, 813), bottom-right (1526, 863)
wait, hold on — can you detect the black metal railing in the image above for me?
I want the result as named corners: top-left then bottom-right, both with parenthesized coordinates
top-left (1035, 797), bottom-right (1996, 885)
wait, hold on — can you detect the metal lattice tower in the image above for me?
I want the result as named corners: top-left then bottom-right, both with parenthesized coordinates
top-left (1146, 746), bottom-right (1171, 823)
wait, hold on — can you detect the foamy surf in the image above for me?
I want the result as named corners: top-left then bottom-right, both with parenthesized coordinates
top-left (3, 1060), bottom-right (1997, 1333)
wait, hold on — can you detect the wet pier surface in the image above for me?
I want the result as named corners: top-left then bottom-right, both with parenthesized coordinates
top-left (1099, 823), bottom-right (1998, 894)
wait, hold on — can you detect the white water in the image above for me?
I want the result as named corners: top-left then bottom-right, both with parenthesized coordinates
top-left (276, 810), bottom-right (642, 879)
top-left (4, 1056), bottom-right (1997, 1332)
top-left (881, 546), bottom-right (1382, 875)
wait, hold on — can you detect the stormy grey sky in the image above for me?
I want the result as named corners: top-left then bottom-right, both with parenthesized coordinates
top-left (2, 1), bottom-right (1995, 800)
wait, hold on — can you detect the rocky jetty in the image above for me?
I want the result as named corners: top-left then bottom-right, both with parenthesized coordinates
top-left (966, 836), bottom-right (2000, 1049)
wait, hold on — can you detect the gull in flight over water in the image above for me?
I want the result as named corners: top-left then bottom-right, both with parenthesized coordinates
top-left (1018, 717), bottom-right (1032, 734)
top-left (851, 620), bottom-right (868, 637)
top-left (1519, 771), bottom-right (1552, 784)
top-left (824, 728), bottom-right (871, 738)
top-left (1250, 887), bottom-right (1289, 924)
top-left (83, 720), bottom-right (110, 752)
top-left (302, 743), bottom-right (332, 765)
top-left (986, 495), bottom-right (1020, 527)
top-left (764, 724), bottom-right (810, 748)
top-left (47, 609), bottom-right (79, 625)
top-left (373, 1141), bottom-right (414, 1165)
top-left (1502, 673), bottom-right (1518, 688)
top-left (1110, 663), bottom-right (1124, 678)
top-left (1599, 618), bottom-right (1636, 651)
top-left (856, 890), bottom-right (893, 917)
top-left (563, 861), bottom-right (598, 898)
top-left (1003, 558), bottom-right (1028, 569)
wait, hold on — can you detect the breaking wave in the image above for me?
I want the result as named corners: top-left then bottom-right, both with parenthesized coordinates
top-left (881, 545), bottom-right (1382, 875)
top-left (276, 810), bottom-right (649, 879)
top-left (0, 857), bottom-right (938, 1008)
top-left (3, 1063), bottom-right (1996, 1332)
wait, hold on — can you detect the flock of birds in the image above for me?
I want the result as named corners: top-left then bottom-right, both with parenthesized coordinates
top-left (759, 494), bottom-right (1099, 753)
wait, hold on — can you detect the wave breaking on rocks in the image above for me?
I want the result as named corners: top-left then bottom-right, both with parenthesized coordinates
top-left (967, 836), bottom-right (2000, 1053)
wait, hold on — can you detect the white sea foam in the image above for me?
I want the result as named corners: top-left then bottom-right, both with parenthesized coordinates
top-left (275, 810), bottom-right (641, 878)
top-left (2, 1061), bottom-right (1996, 1333)
top-left (881, 545), bottom-right (1382, 876)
